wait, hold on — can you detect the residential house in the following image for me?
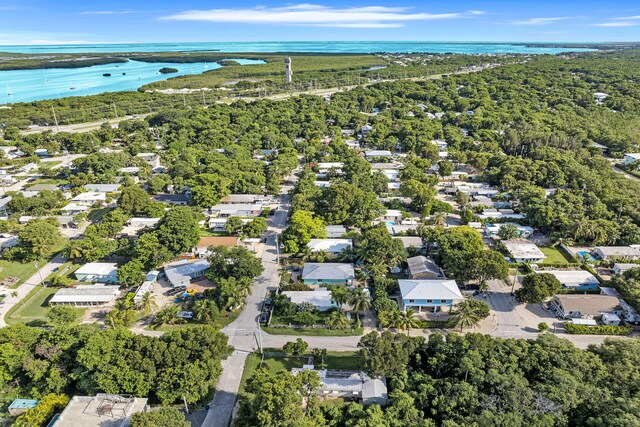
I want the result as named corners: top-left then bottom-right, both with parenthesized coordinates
top-left (291, 367), bottom-right (387, 405)
top-left (128, 217), bottom-right (160, 229)
top-left (550, 294), bottom-right (621, 319)
top-left (407, 256), bottom-right (444, 280)
top-left (71, 192), bottom-right (107, 205)
top-left (220, 194), bottom-right (274, 205)
top-left (0, 175), bottom-right (16, 186)
top-left (0, 233), bottom-right (19, 250)
top-left (0, 196), bottom-right (10, 218)
top-left (326, 225), bottom-right (347, 238)
top-left (83, 183), bottom-right (121, 193)
top-left (395, 236), bottom-right (424, 251)
top-left (118, 166), bottom-right (140, 174)
top-left (622, 153), bottom-right (640, 166)
top-left (74, 262), bottom-right (118, 283)
top-left (380, 209), bottom-right (403, 223)
top-left (51, 394), bottom-right (148, 427)
top-left (210, 203), bottom-right (263, 218)
top-left (431, 139), bottom-right (448, 150)
top-left (365, 150), bottom-right (392, 159)
top-left (208, 217), bottom-right (252, 232)
top-left (399, 279), bottom-right (463, 313)
top-left (307, 238), bottom-right (352, 255)
top-left (49, 286), bottom-right (120, 307)
top-left (314, 181), bottom-right (332, 188)
top-left (301, 263), bottom-right (355, 286)
top-left (282, 289), bottom-right (338, 311)
top-left (361, 124), bottom-right (373, 135)
top-left (593, 246), bottom-right (640, 261)
top-left (60, 202), bottom-right (90, 215)
top-left (485, 223), bottom-right (534, 239)
top-left (593, 92), bottom-right (609, 104)
top-left (502, 240), bottom-right (545, 263)
top-left (151, 194), bottom-right (189, 206)
top-left (133, 271), bottom-right (159, 304)
top-left (612, 263), bottom-right (640, 275)
top-left (537, 270), bottom-right (600, 291)
top-left (136, 152), bottom-right (162, 169)
top-left (192, 236), bottom-right (239, 258)
top-left (164, 259), bottom-right (210, 288)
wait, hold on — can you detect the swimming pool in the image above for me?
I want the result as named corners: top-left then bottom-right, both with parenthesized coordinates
top-left (577, 250), bottom-right (596, 261)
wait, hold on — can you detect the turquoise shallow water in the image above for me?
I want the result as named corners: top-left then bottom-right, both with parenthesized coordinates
top-left (0, 59), bottom-right (264, 104)
top-left (0, 41), bottom-right (593, 103)
top-left (0, 41), bottom-right (592, 54)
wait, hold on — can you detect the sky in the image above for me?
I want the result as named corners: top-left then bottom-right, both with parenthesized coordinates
top-left (0, 0), bottom-right (639, 44)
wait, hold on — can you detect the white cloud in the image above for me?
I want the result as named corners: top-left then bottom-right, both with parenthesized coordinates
top-left (160, 4), bottom-right (484, 28)
top-left (592, 22), bottom-right (637, 27)
top-left (613, 15), bottom-right (640, 20)
top-left (512, 17), bottom-right (569, 25)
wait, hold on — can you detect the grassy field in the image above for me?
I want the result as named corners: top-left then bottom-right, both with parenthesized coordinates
top-left (540, 246), bottom-right (573, 264)
top-left (5, 286), bottom-right (84, 326)
top-left (239, 350), bottom-right (361, 395)
top-left (87, 207), bottom-right (111, 222)
top-left (0, 260), bottom-right (39, 288)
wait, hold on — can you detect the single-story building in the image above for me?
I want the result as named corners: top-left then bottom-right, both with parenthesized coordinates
top-left (502, 240), bottom-right (546, 263)
top-left (51, 394), bottom-right (148, 427)
top-left (380, 209), bottom-right (403, 222)
top-left (593, 246), bottom-right (640, 261)
top-left (119, 166), bottom-right (140, 174)
top-left (0, 234), bottom-right (19, 250)
top-left (133, 271), bottom-right (159, 304)
top-left (395, 236), bottom-right (424, 250)
top-left (128, 217), bottom-right (160, 229)
top-left (622, 153), bottom-right (640, 166)
top-left (164, 259), bottom-right (210, 288)
top-left (612, 263), bottom-right (640, 275)
top-left (399, 279), bottom-right (463, 313)
top-left (326, 225), bottom-right (347, 238)
top-left (485, 223), bottom-right (534, 239)
top-left (210, 203), bottom-right (263, 217)
top-left (282, 289), bottom-right (338, 311)
top-left (301, 263), bottom-right (355, 286)
top-left (70, 192), bottom-right (107, 205)
top-left (74, 262), bottom-right (118, 283)
top-left (193, 236), bottom-right (239, 258)
top-left (136, 152), bottom-right (162, 169)
top-left (49, 286), bottom-right (120, 307)
top-left (60, 202), bottom-right (90, 215)
top-left (407, 256), bottom-right (443, 280)
top-left (83, 183), bottom-right (121, 193)
top-left (537, 270), bottom-right (600, 290)
top-left (220, 194), bottom-right (275, 205)
top-left (365, 150), bottom-right (392, 159)
top-left (152, 194), bottom-right (189, 206)
top-left (292, 367), bottom-right (387, 406)
top-left (207, 217), bottom-right (252, 231)
top-left (551, 294), bottom-right (621, 319)
top-left (8, 399), bottom-right (39, 416)
top-left (307, 238), bottom-right (352, 255)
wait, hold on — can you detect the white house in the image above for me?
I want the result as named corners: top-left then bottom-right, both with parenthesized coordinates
top-left (291, 367), bottom-right (387, 406)
top-left (136, 152), bottom-right (162, 169)
top-left (210, 203), bottom-right (263, 217)
top-left (593, 246), bottom-right (640, 261)
top-left (71, 192), bottom-right (107, 205)
top-left (60, 203), bottom-right (90, 215)
top-left (326, 225), bottom-right (347, 238)
top-left (128, 217), bottom-right (160, 229)
top-left (365, 150), bottom-right (392, 159)
top-left (49, 286), bottom-right (120, 307)
top-left (613, 263), bottom-right (640, 275)
top-left (83, 184), bottom-right (121, 193)
top-left (622, 153), bottom-right (640, 166)
top-left (307, 239), bottom-right (353, 255)
top-left (74, 262), bottom-right (118, 283)
top-left (502, 240), bottom-right (546, 263)
top-left (536, 270), bottom-right (600, 290)
top-left (398, 279), bottom-right (463, 313)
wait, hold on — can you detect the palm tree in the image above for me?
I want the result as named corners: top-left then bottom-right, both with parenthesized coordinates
top-left (136, 292), bottom-right (157, 315)
top-left (115, 296), bottom-right (134, 311)
top-left (327, 310), bottom-right (350, 330)
top-left (367, 262), bottom-right (387, 278)
top-left (348, 288), bottom-right (371, 322)
top-left (454, 300), bottom-right (485, 332)
top-left (330, 285), bottom-right (349, 311)
top-left (397, 308), bottom-right (420, 335)
top-left (433, 212), bottom-right (447, 227)
top-left (152, 306), bottom-right (185, 327)
top-left (337, 246), bottom-right (356, 263)
top-left (193, 299), bottom-right (219, 324)
top-left (378, 309), bottom-right (402, 330)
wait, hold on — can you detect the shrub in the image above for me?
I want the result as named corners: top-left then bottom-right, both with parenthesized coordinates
top-left (564, 322), bottom-right (632, 335)
top-left (13, 394), bottom-right (69, 427)
top-left (538, 322), bottom-right (549, 332)
top-left (292, 311), bottom-right (319, 326)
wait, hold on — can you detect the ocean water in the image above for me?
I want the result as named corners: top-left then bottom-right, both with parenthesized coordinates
top-left (0, 58), bottom-right (264, 104)
top-left (0, 41), bottom-right (593, 103)
top-left (0, 41), bottom-right (593, 55)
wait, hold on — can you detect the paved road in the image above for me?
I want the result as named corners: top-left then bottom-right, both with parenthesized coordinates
top-left (21, 114), bottom-right (149, 135)
top-left (0, 254), bottom-right (67, 327)
top-left (202, 173), bottom-right (296, 427)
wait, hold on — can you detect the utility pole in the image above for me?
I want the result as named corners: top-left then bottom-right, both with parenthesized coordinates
top-left (51, 106), bottom-right (59, 132)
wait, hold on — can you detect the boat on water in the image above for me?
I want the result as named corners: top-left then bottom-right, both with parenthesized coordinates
top-left (103, 73), bottom-right (112, 77)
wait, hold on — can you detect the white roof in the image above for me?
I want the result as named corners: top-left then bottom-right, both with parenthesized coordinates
top-left (399, 279), bottom-right (463, 301)
top-left (595, 246), bottom-right (640, 257)
top-left (302, 263), bottom-right (355, 281)
top-left (625, 153), bottom-right (640, 159)
top-left (395, 236), bottom-right (423, 249)
top-left (71, 192), bottom-right (107, 202)
top-left (307, 239), bottom-right (352, 253)
top-left (211, 203), bottom-right (262, 213)
top-left (318, 162), bottom-right (344, 169)
top-left (83, 184), bottom-right (121, 192)
top-left (50, 286), bottom-right (120, 303)
top-left (384, 209), bottom-right (402, 217)
top-left (366, 150), bottom-right (392, 157)
top-left (60, 203), bottom-right (90, 213)
top-left (536, 270), bottom-right (599, 287)
top-left (502, 240), bottom-right (545, 259)
top-left (75, 262), bottom-right (118, 277)
top-left (282, 290), bottom-right (336, 311)
top-left (164, 259), bottom-right (210, 285)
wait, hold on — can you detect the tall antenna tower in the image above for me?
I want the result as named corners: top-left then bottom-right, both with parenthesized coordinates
top-left (284, 57), bottom-right (292, 84)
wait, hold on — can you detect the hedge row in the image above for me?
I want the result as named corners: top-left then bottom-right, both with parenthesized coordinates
top-left (564, 322), bottom-right (632, 335)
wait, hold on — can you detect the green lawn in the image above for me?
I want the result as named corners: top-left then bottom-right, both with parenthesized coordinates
top-left (200, 228), bottom-right (231, 237)
top-left (147, 309), bottom-right (239, 331)
top-left (0, 260), bottom-right (39, 288)
top-left (539, 246), bottom-right (573, 264)
top-left (28, 177), bottom-right (69, 186)
top-left (239, 349), bottom-right (361, 395)
top-left (5, 286), bottom-right (84, 326)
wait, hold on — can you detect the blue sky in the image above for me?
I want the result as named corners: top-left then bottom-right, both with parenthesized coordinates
top-left (0, 0), bottom-right (639, 44)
